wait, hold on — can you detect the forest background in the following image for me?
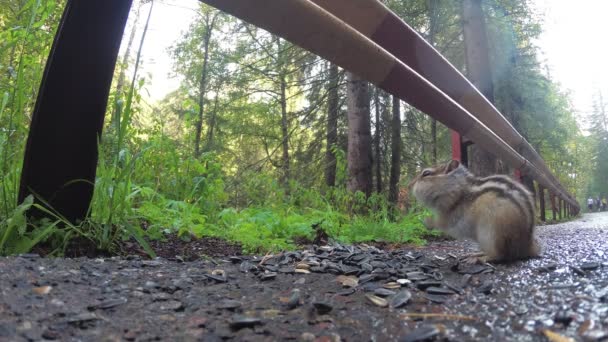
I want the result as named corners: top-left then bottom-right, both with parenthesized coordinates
top-left (1, 0), bottom-right (607, 256)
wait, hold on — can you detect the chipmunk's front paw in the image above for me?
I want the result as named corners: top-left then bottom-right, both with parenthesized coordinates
top-left (461, 252), bottom-right (487, 264)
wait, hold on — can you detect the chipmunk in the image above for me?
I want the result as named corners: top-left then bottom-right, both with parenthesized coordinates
top-left (410, 160), bottom-right (540, 263)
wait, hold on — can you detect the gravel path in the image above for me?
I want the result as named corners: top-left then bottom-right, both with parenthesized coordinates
top-left (1, 213), bottom-right (607, 341)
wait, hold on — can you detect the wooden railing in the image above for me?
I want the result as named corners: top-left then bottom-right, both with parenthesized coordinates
top-left (197, 0), bottom-right (580, 216)
top-left (19, 0), bottom-right (579, 223)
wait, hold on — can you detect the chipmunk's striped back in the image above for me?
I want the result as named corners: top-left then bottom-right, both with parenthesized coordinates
top-left (411, 160), bottom-right (540, 263)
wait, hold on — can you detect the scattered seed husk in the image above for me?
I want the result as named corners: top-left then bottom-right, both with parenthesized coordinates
top-left (383, 282), bottom-right (401, 289)
top-left (336, 288), bottom-right (356, 296)
top-left (88, 297), bottom-right (127, 310)
top-left (425, 287), bottom-right (455, 295)
top-left (374, 288), bottom-right (396, 297)
top-left (336, 275), bottom-right (358, 288)
top-left (416, 281), bottom-right (442, 290)
top-left (296, 262), bottom-right (311, 270)
top-left (229, 316), bottom-right (263, 330)
top-left (542, 329), bottom-right (575, 342)
top-left (396, 279), bottom-right (411, 285)
top-left (389, 290), bottom-right (412, 309)
top-left (33, 286), bottom-right (52, 295)
top-left (365, 294), bottom-right (388, 307)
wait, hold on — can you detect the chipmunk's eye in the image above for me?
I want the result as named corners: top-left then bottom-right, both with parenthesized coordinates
top-left (422, 170), bottom-right (432, 177)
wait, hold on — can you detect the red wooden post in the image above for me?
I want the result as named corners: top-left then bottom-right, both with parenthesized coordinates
top-left (451, 130), bottom-right (462, 161)
top-left (513, 169), bottom-right (522, 182)
top-left (451, 130), bottom-right (469, 166)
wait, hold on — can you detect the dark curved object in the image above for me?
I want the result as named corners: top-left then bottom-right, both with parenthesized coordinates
top-left (19, 0), bottom-right (133, 223)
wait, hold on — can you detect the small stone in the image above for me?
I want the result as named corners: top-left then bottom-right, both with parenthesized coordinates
top-left (217, 300), bottom-right (242, 310)
top-left (142, 260), bottom-right (163, 267)
top-left (312, 302), bottom-right (333, 315)
top-left (580, 262), bottom-right (600, 271)
top-left (554, 311), bottom-right (573, 327)
top-left (401, 325), bottom-right (441, 342)
top-left (476, 281), bottom-right (493, 295)
top-left (260, 272), bottom-right (277, 281)
top-left (160, 300), bottom-right (184, 311)
top-left (423, 294), bottom-right (447, 304)
top-left (415, 281), bottom-right (442, 290)
top-left (286, 289), bottom-right (301, 310)
top-left (571, 266), bottom-right (586, 276)
top-left (65, 312), bottom-right (99, 324)
top-left (42, 329), bottom-right (61, 340)
top-left (151, 292), bottom-right (171, 301)
top-left (229, 316), bottom-right (263, 330)
top-left (536, 263), bottom-right (558, 272)
top-left (88, 297), bottom-right (128, 310)
top-left (144, 281), bottom-right (159, 289)
top-left (582, 329), bottom-right (608, 341)
top-left (229, 256), bottom-right (242, 263)
top-left (301, 332), bottom-right (316, 341)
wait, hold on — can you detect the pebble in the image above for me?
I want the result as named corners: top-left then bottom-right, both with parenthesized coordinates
top-left (400, 325), bottom-right (441, 342)
top-left (229, 316), bottom-right (263, 330)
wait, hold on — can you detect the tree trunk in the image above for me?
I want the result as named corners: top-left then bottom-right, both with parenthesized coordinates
top-left (194, 12), bottom-right (217, 158)
top-left (405, 108), bottom-right (417, 180)
top-left (388, 96), bottom-right (401, 205)
top-left (462, 0), bottom-right (498, 176)
top-left (346, 72), bottom-right (373, 196)
top-left (205, 88), bottom-right (220, 151)
top-left (374, 88), bottom-right (382, 193)
top-left (115, 1), bottom-right (142, 104)
top-left (325, 63), bottom-right (339, 187)
top-left (277, 38), bottom-right (290, 189)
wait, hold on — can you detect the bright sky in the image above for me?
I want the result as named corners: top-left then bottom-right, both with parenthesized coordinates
top-left (128, 0), bottom-right (608, 126)
top-left (534, 0), bottom-right (608, 121)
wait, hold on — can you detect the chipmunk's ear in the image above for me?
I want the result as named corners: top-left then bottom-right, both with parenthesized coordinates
top-left (445, 160), bottom-right (460, 173)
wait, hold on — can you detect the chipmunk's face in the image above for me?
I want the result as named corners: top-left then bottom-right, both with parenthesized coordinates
top-left (410, 160), bottom-right (461, 207)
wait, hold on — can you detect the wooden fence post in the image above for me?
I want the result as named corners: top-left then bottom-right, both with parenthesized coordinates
top-left (538, 184), bottom-right (545, 222)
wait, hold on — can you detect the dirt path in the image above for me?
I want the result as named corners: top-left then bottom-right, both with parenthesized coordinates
top-left (1, 214), bottom-right (607, 341)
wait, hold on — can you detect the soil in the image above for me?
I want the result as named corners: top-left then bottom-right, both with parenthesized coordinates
top-left (1, 213), bottom-right (607, 341)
